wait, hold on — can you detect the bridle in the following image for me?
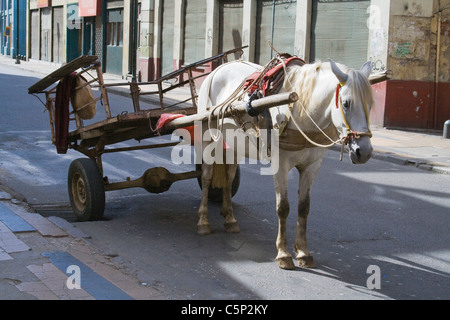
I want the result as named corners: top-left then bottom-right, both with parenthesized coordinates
top-left (335, 82), bottom-right (373, 143)
top-left (335, 82), bottom-right (373, 161)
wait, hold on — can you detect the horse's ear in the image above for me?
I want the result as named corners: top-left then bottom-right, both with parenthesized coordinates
top-left (360, 61), bottom-right (372, 78)
top-left (329, 59), bottom-right (348, 85)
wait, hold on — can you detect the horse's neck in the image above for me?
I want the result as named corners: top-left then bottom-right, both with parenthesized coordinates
top-left (276, 78), bottom-right (336, 133)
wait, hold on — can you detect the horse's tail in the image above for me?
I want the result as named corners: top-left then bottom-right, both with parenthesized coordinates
top-left (198, 64), bottom-right (229, 189)
top-left (211, 163), bottom-right (228, 189)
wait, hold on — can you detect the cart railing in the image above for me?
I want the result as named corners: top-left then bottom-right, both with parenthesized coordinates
top-left (97, 46), bottom-right (248, 112)
top-left (28, 47), bottom-right (248, 147)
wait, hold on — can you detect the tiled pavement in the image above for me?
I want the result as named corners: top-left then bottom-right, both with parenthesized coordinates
top-left (0, 191), bottom-right (164, 300)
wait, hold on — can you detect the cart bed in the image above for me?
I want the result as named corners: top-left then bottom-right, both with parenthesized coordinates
top-left (69, 107), bottom-right (197, 148)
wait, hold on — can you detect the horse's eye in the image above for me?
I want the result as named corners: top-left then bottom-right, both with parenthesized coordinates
top-left (342, 100), bottom-right (350, 110)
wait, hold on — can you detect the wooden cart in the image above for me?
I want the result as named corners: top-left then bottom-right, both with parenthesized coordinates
top-left (28, 49), bottom-right (298, 222)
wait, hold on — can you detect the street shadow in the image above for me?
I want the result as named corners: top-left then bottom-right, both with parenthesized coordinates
top-left (284, 151), bottom-right (450, 300)
top-left (93, 149), bottom-right (450, 300)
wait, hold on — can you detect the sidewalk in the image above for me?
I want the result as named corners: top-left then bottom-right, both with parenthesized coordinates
top-left (0, 189), bottom-right (164, 300)
top-left (369, 127), bottom-right (450, 175)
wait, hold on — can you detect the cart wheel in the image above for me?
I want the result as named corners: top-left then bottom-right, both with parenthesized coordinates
top-left (68, 158), bottom-right (105, 222)
top-left (196, 164), bottom-right (240, 202)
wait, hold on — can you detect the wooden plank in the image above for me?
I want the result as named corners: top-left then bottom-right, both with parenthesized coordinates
top-left (68, 107), bottom-right (198, 143)
top-left (28, 55), bottom-right (99, 94)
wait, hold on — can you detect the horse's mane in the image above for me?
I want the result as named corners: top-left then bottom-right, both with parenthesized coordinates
top-left (284, 62), bottom-right (322, 114)
top-left (284, 61), bottom-right (374, 116)
top-left (346, 68), bottom-right (374, 110)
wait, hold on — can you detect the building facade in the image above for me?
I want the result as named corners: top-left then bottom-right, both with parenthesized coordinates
top-left (1, 0), bottom-right (26, 59)
top-left (14, 1), bottom-right (450, 130)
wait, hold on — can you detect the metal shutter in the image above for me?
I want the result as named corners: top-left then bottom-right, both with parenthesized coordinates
top-left (255, 0), bottom-right (297, 65)
top-left (219, 0), bottom-right (243, 59)
top-left (161, 0), bottom-right (174, 75)
top-left (310, 0), bottom-right (370, 69)
top-left (52, 7), bottom-right (64, 64)
top-left (40, 8), bottom-right (51, 61)
top-left (183, 0), bottom-right (206, 65)
top-left (30, 10), bottom-right (39, 60)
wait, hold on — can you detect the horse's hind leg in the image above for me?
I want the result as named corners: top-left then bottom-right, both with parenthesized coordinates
top-left (222, 164), bottom-right (239, 233)
top-left (197, 163), bottom-right (213, 235)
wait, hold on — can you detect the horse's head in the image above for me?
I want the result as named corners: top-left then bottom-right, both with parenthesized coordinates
top-left (329, 60), bottom-right (374, 164)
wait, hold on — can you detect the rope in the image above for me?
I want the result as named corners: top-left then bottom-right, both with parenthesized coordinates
top-left (267, 43), bottom-right (344, 149)
top-left (275, 58), bottom-right (344, 149)
top-left (205, 45), bottom-right (367, 154)
top-left (206, 57), bottom-right (280, 142)
top-left (286, 102), bottom-right (344, 148)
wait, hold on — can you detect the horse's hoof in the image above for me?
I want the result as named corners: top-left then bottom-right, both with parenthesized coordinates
top-left (297, 255), bottom-right (315, 268)
top-left (224, 222), bottom-right (240, 233)
top-left (197, 224), bottom-right (211, 235)
top-left (276, 257), bottom-right (296, 270)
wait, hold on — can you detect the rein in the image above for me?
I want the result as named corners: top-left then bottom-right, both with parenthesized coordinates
top-left (283, 79), bottom-right (373, 160)
top-left (205, 54), bottom-right (372, 163)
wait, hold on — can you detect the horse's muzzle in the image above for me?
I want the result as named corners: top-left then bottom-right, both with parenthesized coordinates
top-left (349, 137), bottom-right (373, 164)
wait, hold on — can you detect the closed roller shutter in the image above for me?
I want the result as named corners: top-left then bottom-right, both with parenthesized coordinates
top-left (255, 0), bottom-right (297, 65)
top-left (40, 8), bottom-right (51, 61)
top-left (310, 0), bottom-right (370, 69)
top-left (219, 0), bottom-right (243, 60)
top-left (53, 7), bottom-right (64, 64)
top-left (183, 0), bottom-right (206, 65)
top-left (30, 10), bottom-right (39, 60)
top-left (161, 0), bottom-right (174, 75)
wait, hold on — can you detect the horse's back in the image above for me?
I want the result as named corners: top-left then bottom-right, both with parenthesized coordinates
top-left (197, 61), bottom-right (262, 113)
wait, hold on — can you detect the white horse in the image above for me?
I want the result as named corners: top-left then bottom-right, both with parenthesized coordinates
top-left (196, 58), bottom-right (374, 270)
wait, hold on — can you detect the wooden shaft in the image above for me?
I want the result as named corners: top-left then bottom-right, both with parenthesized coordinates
top-left (161, 91), bottom-right (298, 133)
top-left (369, 70), bottom-right (393, 85)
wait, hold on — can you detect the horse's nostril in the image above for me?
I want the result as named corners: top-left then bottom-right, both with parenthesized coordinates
top-left (355, 148), bottom-right (361, 160)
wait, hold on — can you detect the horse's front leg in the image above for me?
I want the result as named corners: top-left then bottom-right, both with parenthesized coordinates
top-left (295, 161), bottom-right (323, 268)
top-left (221, 164), bottom-right (240, 233)
top-left (274, 165), bottom-right (295, 270)
top-left (197, 163), bottom-right (213, 235)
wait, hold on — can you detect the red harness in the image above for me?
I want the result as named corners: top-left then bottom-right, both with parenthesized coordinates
top-left (244, 56), bottom-right (305, 96)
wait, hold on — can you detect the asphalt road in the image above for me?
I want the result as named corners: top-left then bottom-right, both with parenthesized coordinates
top-left (1, 63), bottom-right (449, 300)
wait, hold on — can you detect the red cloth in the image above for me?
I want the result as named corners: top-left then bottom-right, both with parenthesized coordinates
top-left (155, 114), bottom-right (229, 149)
top-left (156, 114), bottom-right (196, 145)
top-left (54, 72), bottom-right (77, 154)
top-left (155, 113), bottom-right (187, 130)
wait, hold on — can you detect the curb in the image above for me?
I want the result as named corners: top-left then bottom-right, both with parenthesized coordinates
top-left (371, 149), bottom-right (450, 175)
top-left (330, 145), bottom-right (450, 175)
